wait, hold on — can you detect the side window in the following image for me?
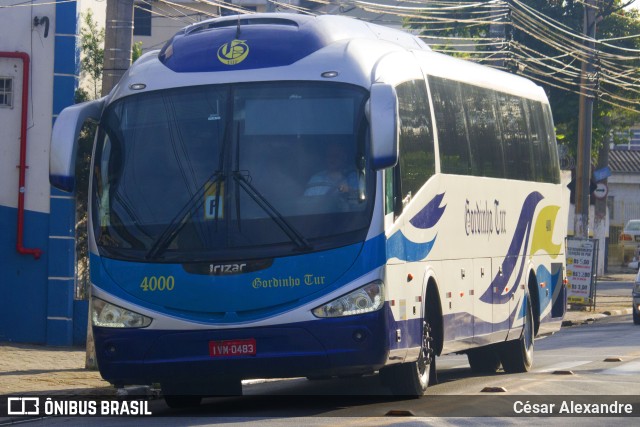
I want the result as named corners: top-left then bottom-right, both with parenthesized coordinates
top-left (426, 76), bottom-right (557, 183)
top-left (543, 104), bottom-right (561, 183)
top-left (497, 93), bottom-right (533, 181)
top-left (530, 100), bottom-right (555, 183)
top-left (462, 84), bottom-right (505, 178)
top-left (133, 3), bottom-right (152, 36)
top-left (429, 76), bottom-right (471, 176)
top-left (395, 79), bottom-right (436, 205)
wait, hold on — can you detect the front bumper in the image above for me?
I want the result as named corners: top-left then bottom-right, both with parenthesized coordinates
top-left (93, 309), bottom-right (391, 388)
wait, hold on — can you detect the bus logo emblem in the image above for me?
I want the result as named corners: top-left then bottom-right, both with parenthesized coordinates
top-left (217, 39), bottom-right (249, 65)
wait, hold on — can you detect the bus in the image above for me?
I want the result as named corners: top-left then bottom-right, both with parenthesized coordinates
top-left (50, 13), bottom-right (568, 405)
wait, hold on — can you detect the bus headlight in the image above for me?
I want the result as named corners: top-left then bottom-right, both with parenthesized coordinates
top-left (92, 298), bottom-right (152, 328)
top-left (312, 280), bottom-right (385, 318)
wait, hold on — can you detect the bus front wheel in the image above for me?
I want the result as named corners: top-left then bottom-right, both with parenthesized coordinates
top-left (380, 320), bottom-right (433, 397)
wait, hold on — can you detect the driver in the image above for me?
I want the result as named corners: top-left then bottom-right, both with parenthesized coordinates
top-left (304, 142), bottom-right (358, 196)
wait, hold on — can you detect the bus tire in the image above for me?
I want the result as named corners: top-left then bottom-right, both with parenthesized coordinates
top-left (164, 395), bottom-right (202, 408)
top-left (306, 375), bottom-right (331, 380)
top-left (381, 320), bottom-right (433, 397)
top-left (467, 346), bottom-right (501, 373)
top-left (499, 294), bottom-right (534, 373)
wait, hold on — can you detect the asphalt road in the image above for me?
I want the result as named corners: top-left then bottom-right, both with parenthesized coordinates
top-left (16, 314), bottom-right (638, 426)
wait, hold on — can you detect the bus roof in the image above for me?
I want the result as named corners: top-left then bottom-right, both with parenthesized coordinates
top-left (158, 13), bottom-right (429, 73)
top-left (110, 13), bottom-right (547, 106)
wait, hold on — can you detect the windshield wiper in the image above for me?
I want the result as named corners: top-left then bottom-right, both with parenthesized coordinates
top-left (233, 171), bottom-right (312, 251)
top-left (145, 171), bottom-right (224, 260)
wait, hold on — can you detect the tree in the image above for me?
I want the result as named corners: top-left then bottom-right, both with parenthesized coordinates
top-left (132, 41), bottom-right (143, 63)
top-left (80, 10), bottom-right (105, 99)
top-left (75, 11), bottom-right (104, 298)
top-left (405, 0), bottom-right (640, 163)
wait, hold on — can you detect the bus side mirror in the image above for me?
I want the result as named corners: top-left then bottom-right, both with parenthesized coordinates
top-left (368, 83), bottom-right (399, 171)
top-left (50, 99), bottom-right (104, 192)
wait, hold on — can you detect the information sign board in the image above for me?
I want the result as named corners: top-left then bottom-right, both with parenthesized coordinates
top-left (566, 238), bottom-right (598, 306)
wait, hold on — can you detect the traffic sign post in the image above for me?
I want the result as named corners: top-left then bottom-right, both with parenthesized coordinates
top-left (593, 182), bottom-right (608, 199)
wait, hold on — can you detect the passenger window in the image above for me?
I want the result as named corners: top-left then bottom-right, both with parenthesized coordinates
top-left (395, 79), bottom-right (436, 204)
top-left (459, 84), bottom-right (505, 178)
top-left (497, 93), bottom-right (533, 181)
top-left (429, 77), bottom-right (472, 176)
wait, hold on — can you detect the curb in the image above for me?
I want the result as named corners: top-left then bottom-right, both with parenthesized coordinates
top-left (562, 308), bottom-right (633, 326)
top-left (602, 308), bottom-right (634, 316)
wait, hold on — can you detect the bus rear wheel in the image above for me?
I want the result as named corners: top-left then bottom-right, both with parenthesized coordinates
top-left (467, 346), bottom-right (501, 373)
top-left (381, 320), bottom-right (433, 397)
top-left (499, 295), bottom-right (534, 373)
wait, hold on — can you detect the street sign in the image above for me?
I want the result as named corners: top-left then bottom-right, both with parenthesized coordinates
top-left (593, 166), bottom-right (611, 182)
top-left (593, 182), bottom-right (608, 199)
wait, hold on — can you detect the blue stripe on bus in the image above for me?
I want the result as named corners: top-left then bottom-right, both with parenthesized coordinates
top-left (92, 234), bottom-right (388, 323)
top-left (409, 192), bottom-right (446, 229)
top-left (386, 192), bottom-right (445, 262)
top-left (480, 191), bottom-right (544, 304)
top-left (386, 231), bottom-right (437, 262)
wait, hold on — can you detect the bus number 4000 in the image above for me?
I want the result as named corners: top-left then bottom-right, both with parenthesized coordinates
top-left (140, 275), bottom-right (175, 292)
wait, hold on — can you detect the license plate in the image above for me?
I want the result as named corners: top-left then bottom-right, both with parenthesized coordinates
top-left (209, 338), bottom-right (256, 357)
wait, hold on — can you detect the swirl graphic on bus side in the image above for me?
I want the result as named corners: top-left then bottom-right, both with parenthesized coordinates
top-left (217, 39), bottom-right (249, 65)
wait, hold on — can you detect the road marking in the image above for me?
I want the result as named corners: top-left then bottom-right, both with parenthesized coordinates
top-left (599, 360), bottom-right (640, 376)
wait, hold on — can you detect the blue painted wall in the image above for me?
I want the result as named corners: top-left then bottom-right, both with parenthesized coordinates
top-left (0, 207), bottom-right (49, 343)
top-left (0, 0), bottom-right (85, 346)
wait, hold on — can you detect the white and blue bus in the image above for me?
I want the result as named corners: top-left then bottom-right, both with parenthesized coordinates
top-left (50, 13), bottom-right (568, 404)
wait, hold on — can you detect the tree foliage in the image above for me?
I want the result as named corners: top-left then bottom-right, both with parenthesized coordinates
top-left (75, 11), bottom-right (104, 298)
top-left (405, 0), bottom-right (640, 163)
top-left (132, 41), bottom-right (143, 63)
top-left (80, 10), bottom-right (105, 100)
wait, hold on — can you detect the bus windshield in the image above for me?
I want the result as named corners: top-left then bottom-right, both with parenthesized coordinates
top-left (91, 82), bottom-right (373, 262)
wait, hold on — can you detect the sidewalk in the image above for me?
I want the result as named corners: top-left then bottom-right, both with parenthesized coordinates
top-left (0, 272), bottom-right (636, 398)
top-left (562, 267), bottom-right (635, 325)
top-left (0, 344), bottom-right (113, 397)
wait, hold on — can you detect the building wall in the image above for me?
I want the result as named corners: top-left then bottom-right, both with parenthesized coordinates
top-left (0, 0), bottom-right (85, 345)
top-left (132, 0), bottom-right (278, 56)
top-left (133, 2), bottom-right (220, 55)
top-left (608, 174), bottom-right (640, 227)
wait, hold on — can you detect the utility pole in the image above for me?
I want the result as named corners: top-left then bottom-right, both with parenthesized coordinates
top-left (102, 0), bottom-right (135, 96)
top-left (575, 0), bottom-right (598, 238)
top-left (594, 117), bottom-right (611, 274)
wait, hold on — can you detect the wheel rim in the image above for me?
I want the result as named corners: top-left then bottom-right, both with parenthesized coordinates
top-left (523, 299), bottom-right (534, 364)
top-left (417, 320), bottom-right (432, 385)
